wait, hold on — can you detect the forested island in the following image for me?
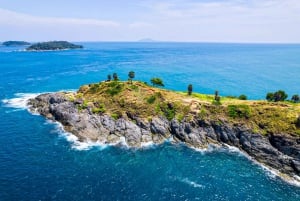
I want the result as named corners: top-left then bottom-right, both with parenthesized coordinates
top-left (26, 41), bottom-right (83, 51)
top-left (28, 74), bottom-right (300, 184)
top-left (2, 41), bottom-right (30, 46)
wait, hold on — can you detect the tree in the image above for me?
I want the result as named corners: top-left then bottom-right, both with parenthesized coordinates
top-left (266, 90), bottom-right (288, 102)
top-left (107, 74), bottom-right (111, 81)
top-left (291, 94), bottom-right (300, 103)
top-left (150, 78), bottom-right (164, 87)
top-left (128, 71), bottom-right (135, 84)
top-left (239, 94), bottom-right (247, 100)
top-left (273, 90), bottom-right (288, 102)
top-left (113, 73), bottom-right (119, 81)
top-left (187, 84), bottom-right (193, 95)
top-left (214, 90), bottom-right (220, 102)
top-left (266, 92), bottom-right (274, 101)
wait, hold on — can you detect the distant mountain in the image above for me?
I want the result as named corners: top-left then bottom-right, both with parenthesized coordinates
top-left (2, 41), bottom-right (31, 46)
top-left (26, 41), bottom-right (83, 51)
top-left (138, 38), bottom-right (157, 42)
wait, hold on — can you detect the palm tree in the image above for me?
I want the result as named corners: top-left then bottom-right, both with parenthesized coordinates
top-left (128, 71), bottom-right (135, 84)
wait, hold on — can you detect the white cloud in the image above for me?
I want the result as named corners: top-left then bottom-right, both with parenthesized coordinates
top-left (1, 1), bottom-right (300, 42)
top-left (0, 8), bottom-right (120, 27)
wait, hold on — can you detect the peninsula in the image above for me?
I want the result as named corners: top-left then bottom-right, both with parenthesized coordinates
top-left (26, 41), bottom-right (83, 51)
top-left (28, 79), bottom-right (300, 183)
top-left (2, 41), bottom-right (30, 46)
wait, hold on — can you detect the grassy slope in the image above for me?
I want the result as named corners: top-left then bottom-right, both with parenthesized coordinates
top-left (66, 81), bottom-right (300, 137)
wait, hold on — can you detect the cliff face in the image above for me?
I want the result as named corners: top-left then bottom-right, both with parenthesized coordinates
top-left (28, 92), bottom-right (300, 181)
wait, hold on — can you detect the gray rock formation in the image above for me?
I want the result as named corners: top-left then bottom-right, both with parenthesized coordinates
top-left (28, 92), bottom-right (300, 181)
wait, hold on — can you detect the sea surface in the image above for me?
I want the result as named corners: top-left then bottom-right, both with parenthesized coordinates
top-left (0, 42), bottom-right (300, 200)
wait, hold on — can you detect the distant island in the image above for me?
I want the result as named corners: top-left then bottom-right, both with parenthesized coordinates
top-left (26, 41), bottom-right (83, 51)
top-left (2, 41), bottom-right (31, 46)
top-left (138, 38), bottom-right (157, 42)
top-left (27, 74), bottom-right (300, 184)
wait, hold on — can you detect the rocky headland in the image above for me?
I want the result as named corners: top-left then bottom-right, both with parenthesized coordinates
top-left (27, 81), bottom-right (300, 183)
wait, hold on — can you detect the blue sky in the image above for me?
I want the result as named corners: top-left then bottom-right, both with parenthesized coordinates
top-left (1, 0), bottom-right (300, 42)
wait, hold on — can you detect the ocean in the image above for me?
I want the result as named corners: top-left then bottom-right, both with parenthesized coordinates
top-left (0, 42), bottom-right (300, 200)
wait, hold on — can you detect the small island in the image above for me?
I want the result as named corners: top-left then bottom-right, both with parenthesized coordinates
top-left (27, 74), bottom-right (300, 183)
top-left (26, 41), bottom-right (83, 51)
top-left (2, 41), bottom-right (31, 46)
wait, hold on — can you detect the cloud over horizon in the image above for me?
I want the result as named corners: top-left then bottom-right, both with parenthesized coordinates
top-left (0, 0), bottom-right (300, 43)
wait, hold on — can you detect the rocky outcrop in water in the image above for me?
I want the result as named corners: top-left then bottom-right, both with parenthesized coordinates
top-left (28, 92), bottom-right (300, 181)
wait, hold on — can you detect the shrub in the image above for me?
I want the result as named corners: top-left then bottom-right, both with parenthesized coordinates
top-left (147, 95), bottom-right (156, 104)
top-left (239, 94), bottom-right (247, 100)
top-left (228, 105), bottom-right (251, 118)
top-left (106, 82), bottom-right (123, 96)
top-left (150, 77), bottom-right (164, 87)
top-left (212, 100), bottom-right (222, 106)
top-left (111, 113), bottom-right (119, 120)
top-left (92, 106), bottom-right (105, 114)
top-left (159, 102), bottom-right (176, 121)
top-left (89, 84), bottom-right (100, 93)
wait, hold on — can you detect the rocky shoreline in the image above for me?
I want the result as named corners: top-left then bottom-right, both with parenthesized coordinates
top-left (28, 92), bottom-right (300, 184)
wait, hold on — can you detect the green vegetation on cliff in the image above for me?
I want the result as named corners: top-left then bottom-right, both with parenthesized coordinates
top-left (67, 80), bottom-right (300, 137)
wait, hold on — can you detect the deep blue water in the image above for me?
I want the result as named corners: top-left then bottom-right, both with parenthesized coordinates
top-left (0, 42), bottom-right (300, 201)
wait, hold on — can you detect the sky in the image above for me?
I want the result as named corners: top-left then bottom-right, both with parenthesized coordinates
top-left (0, 0), bottom-right (300, 43)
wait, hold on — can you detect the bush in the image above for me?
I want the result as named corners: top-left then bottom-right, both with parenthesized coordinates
top-left (92, 107), bottom-right (105, 114)
top-left (159, 102), bottom-right (176, 121)
top-left (89, 84), bottom-right (100, 93)
top-left (150, 78), bottom-right (164, 87)
top-left (228, 104), bottom-right (251, 118)
top-left (147, 95), bottom-right (156, 104)
top-left (106, 82), bottom-right (123, 96)
top-left (239, 94), bottom-right (247, 100)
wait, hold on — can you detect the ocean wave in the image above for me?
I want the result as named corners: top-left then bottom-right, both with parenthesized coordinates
top-left (1, 90), bottom-right (76, 110)
top-left (1, 93), bottom-right (40, 109)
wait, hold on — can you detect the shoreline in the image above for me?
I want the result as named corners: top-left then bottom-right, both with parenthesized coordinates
top-left (2, 91), bottom-right (300, 187)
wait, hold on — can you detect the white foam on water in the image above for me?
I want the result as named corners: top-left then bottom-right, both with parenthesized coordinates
top-left (141, 141), bottom-right (155, 148)
top-left (180, 178), bottom-right (204, 189)
top-left (191, 144), bottom-right (221, 154)
top-left (1, 93), bottom-right (40, 109)
top-left (49, 120), bottom-right (109, 151)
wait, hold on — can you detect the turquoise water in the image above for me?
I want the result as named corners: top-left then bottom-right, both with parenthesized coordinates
top-left (0, 43), bottom-right (300, 200)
